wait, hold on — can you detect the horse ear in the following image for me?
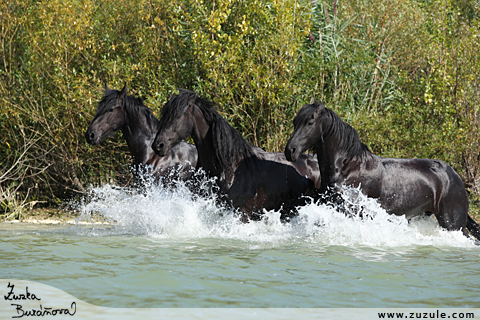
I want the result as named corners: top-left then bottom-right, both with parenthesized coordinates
top-left (186, 92), bottom-right (197, 107)
top-left (105, 83), bottom-right (110, 91)
top-left (120, 84), bottom-right (128, 97)
top-left (314, 103), bottom-right (326, 117)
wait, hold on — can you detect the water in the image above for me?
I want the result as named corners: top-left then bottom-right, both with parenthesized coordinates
top-left (1, 172), bottom-right (480, 308)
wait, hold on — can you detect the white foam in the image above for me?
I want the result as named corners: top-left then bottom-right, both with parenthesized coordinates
top-left (72, 171), bottom-right (476, 248)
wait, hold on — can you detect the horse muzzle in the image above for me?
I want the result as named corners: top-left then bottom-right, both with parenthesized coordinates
top-left (284, 145), bottom-right (299, 162)
top-left (152, 138), bottom-right (169, 157)
top-left (85, 128), bottom-right (99, 145)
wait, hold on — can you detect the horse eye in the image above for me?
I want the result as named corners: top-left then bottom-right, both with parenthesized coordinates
top-left (108, 108), bottom-right (114, 112)
top-left (308, 121), bottom-right (314, 126)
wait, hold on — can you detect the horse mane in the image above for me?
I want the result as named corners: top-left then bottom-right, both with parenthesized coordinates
top-left (297, 103), bottom-right (371, 159)
top-left (158, 89), bottom-right (198, 130)
top-left (194, 92), bottom-right (255, 175)
top-left (97, 89), bottom-right (118, 111)
top-left (322, 106), bottom-right (371, 159)
top-left (124, 96), bottom-right (159, 130)
top-left (160, 89), bottom-right (254, 178)
top-left (99, 89), bottom-right (159, 130)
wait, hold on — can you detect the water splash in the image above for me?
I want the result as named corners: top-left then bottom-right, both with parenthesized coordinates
top-left (71, 170), bottom-right (475, 248)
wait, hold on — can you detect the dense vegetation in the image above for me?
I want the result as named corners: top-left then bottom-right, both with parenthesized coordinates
top-left (1, 0), bottom-right (479, 219)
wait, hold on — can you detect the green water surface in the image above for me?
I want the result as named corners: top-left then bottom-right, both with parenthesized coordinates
top-left (1, 223), bottom-right (479, 308)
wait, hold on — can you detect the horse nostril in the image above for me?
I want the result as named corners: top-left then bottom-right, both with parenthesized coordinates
top-left (291, 147), bottom-right (296, 156)
top-left (86, 131), bottom-right (95, 143)
top-left (285, 146), bottom-right (297, 161)
top-left (153, 141), bottom-right (166, 156)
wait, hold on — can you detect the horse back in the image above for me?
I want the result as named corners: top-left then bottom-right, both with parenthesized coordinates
top-left (255, 151), bottom-right (321, 189)
top-left (228, 155), bottom-right (312, 218)
top-left (368, 157), bottom-right (468, 219)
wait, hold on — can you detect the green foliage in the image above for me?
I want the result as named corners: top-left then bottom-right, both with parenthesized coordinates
top-left (0, 0), bottom-right (479, 216)
top-left (179, 0), bottom-right (311, 149)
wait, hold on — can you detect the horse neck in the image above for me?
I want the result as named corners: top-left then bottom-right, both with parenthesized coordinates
top-left (121, 103), bottom-right (159, 164)
top-left (315, 135), bottom-right (341, 192)
top-left (189, 106), bottom-right (248, 186)
top-left (315, 114), bottom-right (350, 191)
top-left (315, 111), bottom-right (371, 190)
top-left (189, 107), bottom-right (223, 177)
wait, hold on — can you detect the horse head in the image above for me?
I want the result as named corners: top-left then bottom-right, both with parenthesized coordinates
top-left (85, 84), bottom-right (128, 145)
top-left (152, 91), bottom-right (198, 157)
top-left (285, 102), bottom-right (326, 162)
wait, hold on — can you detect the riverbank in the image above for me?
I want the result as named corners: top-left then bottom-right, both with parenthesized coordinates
top-left (3, 208), bottom-right (112, 225)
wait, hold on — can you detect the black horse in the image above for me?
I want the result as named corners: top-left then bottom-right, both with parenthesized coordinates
top-left (85, 85), bottom-right (197, 180)
top-left (284, 102), bottom-right (480, 240)
top-left (152, 90), bottom-right (321, 221)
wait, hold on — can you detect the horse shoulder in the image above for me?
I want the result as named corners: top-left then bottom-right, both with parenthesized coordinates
top-left (333, 154), bottom-right (383, 196)
top-left (336, 153), bottom-right (375, 181)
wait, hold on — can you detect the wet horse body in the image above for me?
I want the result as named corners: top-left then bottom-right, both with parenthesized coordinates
top-left (285, 102), bottom-right (480, 240)
top-left (153, 90), bottom-right (321, 221)
top-left (226, 149), bottom-right (320, 219)
top-left (85, 85), bottom-right (197, 180)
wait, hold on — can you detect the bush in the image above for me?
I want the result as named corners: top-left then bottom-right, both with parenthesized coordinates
top-left (1, 0), bottom-right (479, 217)
top-left (179, 0), bottom-right (311, 150)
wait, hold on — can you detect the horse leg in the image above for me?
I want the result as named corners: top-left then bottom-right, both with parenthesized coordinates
top-left (318, 188), bottom-right (353, 217)
top-left (434, 198), bottom-right (468, 233)
top-left (228, 183), bottom-right (265, 222)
